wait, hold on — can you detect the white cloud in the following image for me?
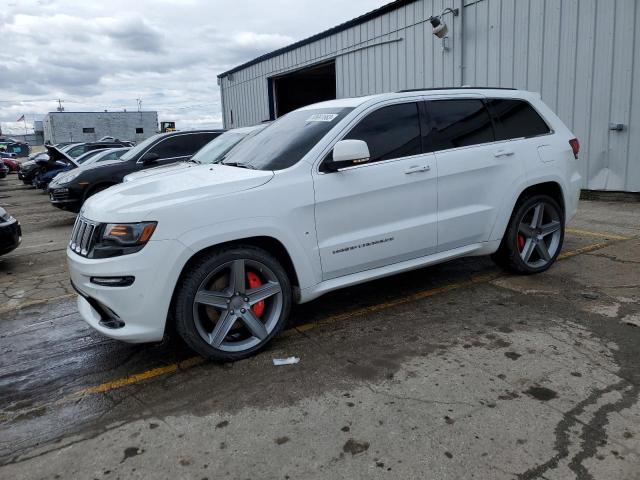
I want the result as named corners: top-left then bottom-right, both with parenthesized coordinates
top-left (0, 0), bottom-right (389, 135)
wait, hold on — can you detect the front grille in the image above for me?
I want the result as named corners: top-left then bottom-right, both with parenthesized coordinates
top-left (50, 189), bottom-right (71, 201)
top-left (69, 217), bottom-right (100, 257)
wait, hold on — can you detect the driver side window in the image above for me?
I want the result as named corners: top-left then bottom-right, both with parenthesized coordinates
top-left (344, 102), bottom-right (421, 163)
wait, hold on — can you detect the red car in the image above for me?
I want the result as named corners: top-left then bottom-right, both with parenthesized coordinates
top-left (2, 158), bottom-right (19, 172)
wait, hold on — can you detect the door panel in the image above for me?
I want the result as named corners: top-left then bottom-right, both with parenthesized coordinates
top-left (425, 99), bottom-right (526, 251)
top-left (314, 155), bottom-right (438, 280)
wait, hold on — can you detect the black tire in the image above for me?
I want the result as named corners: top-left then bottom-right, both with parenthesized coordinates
top-left (173, 246), bottom-right (292, 361)
top-left (492, 194), bottom-right (564, 275)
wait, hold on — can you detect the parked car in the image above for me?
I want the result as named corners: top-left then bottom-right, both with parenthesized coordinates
top-left (124, 125), bottom-right (267, 183)
top-left (48, 148), bottom-right (130, 197)
top-left (33, 149), bottom-right (106, 189)
top-left (0, 162), bottom-right (8, 179)
top-left (17, 152), bottom-right (51, 184)
top-left (49, 130), bottom-right (223, 212)
top-left (64, 141), bottom-right (131, 159)
top-left (19, 145), bottom-right (74, 186)
top-left (2, 156), bottom-right (19, 172)
top-left (0, 207), bottom-right (21, 255)
top-left (79, 147), bottom-right (130, 168)
top-left (67, 89), bottom-right (581, 361)
top-left (0, 140), bottom-right (29, 157)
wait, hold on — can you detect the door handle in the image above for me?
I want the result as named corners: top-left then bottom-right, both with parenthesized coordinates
top-left (494, 149), bottom-right (515, 158)
top-left (404, 165), bottom-right (431, 174)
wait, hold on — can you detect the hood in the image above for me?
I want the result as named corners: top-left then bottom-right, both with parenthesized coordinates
top-left (124, 161), bottom-right (190, 183)
top-left (44, 145), bottom-right (77, 167)
top-left (82, 164), bottom-right (274, 222)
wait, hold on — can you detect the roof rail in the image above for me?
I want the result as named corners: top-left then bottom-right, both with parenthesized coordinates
top-left (397, 87), bottom-right (518, 93)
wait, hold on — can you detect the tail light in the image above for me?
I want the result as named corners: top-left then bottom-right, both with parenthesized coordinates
top-left (569, 138), bottom-right (580, 159)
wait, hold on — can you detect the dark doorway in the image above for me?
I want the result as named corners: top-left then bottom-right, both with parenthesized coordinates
top-left (271, 61), bottom-right (336, 118)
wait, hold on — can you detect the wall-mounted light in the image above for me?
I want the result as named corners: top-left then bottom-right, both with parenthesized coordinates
top-left (428, 7), bottom-right (459, 51)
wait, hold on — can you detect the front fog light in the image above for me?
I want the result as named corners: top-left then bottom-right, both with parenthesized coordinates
top-left (90, 276), bottom-right (135, 287)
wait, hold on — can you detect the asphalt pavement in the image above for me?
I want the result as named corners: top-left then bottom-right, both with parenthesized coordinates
top-left (0, 174), bottom-right (639, 479)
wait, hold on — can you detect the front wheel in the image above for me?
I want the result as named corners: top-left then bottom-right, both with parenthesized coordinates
top-left (174, 246), bottom-right (291, 361)
top-left (492, 195), bottom-right (564, 274)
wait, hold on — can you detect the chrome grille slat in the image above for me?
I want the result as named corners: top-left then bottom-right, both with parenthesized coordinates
top-left (69, 217), bottom-right (99, 258)
top-left (81, 224), bottom-right (94, 255)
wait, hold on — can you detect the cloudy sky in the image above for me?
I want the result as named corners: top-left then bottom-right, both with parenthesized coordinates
top-left (0, 0), bottom-right (388, 135)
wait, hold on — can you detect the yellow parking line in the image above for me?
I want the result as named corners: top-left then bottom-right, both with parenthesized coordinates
top-left (557, 241), bottom-right (612, 260)
top-left (18, 235), bottom-right (633, 400)
top-left (566, 228), bottom-right (631, 241)
top-left (72, 357), bottom-right (204, 397)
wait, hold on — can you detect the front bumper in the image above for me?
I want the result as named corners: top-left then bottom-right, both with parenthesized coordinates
top-left (49, 184), bottom-right (83, 212)
top-left (67, 239), bottom-right (188, 343)
top-left (0, 218), bottom-right (21, 255)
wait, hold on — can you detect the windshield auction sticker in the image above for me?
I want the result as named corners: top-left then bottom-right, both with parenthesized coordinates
top-left (306, 113), bottom-right (339, 122)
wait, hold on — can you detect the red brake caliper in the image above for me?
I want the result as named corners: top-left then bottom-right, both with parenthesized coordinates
top-left (517, 234), bottom-right (526, 252)
top-left (246, 271), bottom-right (265, 317)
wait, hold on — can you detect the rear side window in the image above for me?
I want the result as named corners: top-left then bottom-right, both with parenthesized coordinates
top-left (487, 99), bottom-right (551, 140)
top-left (345, 102), bottom-right (421, 162)
top-left (150, 133), bottom-right (219, 159)
top-left (425, 99), bottom-right (494, 151)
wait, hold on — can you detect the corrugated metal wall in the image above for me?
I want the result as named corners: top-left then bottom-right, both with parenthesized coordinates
top-left (219, 0), bottom-right (640, 192)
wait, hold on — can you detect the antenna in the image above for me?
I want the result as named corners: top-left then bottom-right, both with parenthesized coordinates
top-left (57, 99), bottom-right (65, 112)
top-left (136, 98), bottom-right (142, 112)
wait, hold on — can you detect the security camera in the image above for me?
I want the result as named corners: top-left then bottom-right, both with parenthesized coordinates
top-left (429, 16), bottom-right (449, 39)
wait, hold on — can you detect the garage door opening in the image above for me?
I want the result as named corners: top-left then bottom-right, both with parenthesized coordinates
top-left (270, 61), bottom-right (336, 118)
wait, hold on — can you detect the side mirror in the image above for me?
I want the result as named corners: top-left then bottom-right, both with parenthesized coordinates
top-left (141, 151), bottom-right (160, 165)
top-left (323, 139), bottom-right (371, 172)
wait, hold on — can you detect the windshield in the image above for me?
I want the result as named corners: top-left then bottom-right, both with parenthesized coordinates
top-left (120, 133), bottom-right (162, 161)
top-left (75, 149), bottom-right (105, 164)
top-left (192, 131), bottom-right (250, 164)
top-left (222, 107), bottom-right (354, 170)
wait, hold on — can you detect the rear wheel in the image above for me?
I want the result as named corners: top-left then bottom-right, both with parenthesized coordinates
top-left (174, 246), bottom-right (291, 361)
top-left (492, 194), bottom-right (564, 274)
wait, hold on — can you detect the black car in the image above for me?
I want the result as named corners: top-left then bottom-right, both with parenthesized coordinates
top-left (49, 129), bottom-right (223, 212)
top-left (17, 152), bottom-right (50, 184)
top-left (0, 207), bottom-right (21, 255)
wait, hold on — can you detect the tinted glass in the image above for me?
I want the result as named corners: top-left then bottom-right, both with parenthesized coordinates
top-left (426, 99), bottom-right (494, 151)
top-left (67, 145), bottom-right (88, 157)
top-left (151, 133), bottom-right (219, 159)
top-left (224, 107), bottom-right (354, 170)
top-left (120, 134), bottom-right (162, 161)
top-left (344, 103), bottom-right (421, 162)
top-left (487, 99), bottom-right (551, 140)
top-left (192, 130), bottom-right (253, 164)
top-left (75, 149), bottom-right (105, 164)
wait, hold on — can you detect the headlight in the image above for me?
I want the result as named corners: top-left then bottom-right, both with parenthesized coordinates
top-left (57, 170), bottom-right (81, 185)
top-left (92, 222), bottom-right (157, 258)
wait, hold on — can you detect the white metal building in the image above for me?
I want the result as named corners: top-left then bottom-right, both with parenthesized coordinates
top-left (218, 0), bottom-right (640, 192)
top-left (42, 111), bottom-right (159, 145)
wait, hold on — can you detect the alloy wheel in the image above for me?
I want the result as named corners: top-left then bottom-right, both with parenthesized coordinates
top-left (192, 259), bottom-right (283, 352)
top-left (516, 201), bottom-right (562, 269)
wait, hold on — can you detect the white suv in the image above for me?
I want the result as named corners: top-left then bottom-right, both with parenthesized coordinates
top-left (68, 88), bottom-right (581, 360)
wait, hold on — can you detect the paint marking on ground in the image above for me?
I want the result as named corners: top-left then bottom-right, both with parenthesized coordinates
top-left (71, 357), bottom-right (205, 397)
top-left (565, 228), bottom-right (631, 241)
top-left (9, 236), bottom-right (632, 403)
